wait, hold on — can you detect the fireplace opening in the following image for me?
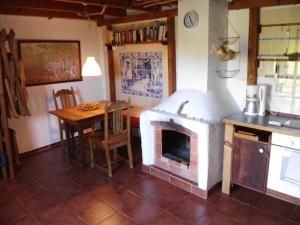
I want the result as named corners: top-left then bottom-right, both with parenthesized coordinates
top-left (162, 130), bottom-right (190, 165)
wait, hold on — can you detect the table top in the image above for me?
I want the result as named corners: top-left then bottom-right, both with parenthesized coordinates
top-left (224, 113), bottom-right (300, 137)
top-left (49, 101), bottom-right (112, 123)
top-left (49, 101), bottom-right (145, 123)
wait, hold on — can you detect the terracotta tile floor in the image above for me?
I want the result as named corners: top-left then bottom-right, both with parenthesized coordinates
top-left (0, 144), bottom-right (299, 225)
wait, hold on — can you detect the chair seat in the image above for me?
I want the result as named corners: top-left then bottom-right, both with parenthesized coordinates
top-left (90, 133), bottom-right (128, 149)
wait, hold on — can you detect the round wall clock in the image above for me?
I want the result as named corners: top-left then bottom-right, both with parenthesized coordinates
top-left (184, 10), bottom-right (199, 29)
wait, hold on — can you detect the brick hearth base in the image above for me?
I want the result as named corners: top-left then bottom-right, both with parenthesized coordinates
top-left (142, 164), bottom-right (208, 199)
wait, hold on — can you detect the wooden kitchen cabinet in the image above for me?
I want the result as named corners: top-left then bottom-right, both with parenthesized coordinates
top-left (231, 137), bottom-right (270, 192)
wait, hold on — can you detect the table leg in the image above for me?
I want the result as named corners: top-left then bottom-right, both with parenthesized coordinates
top-left (64, 122), bottom-right (73, 158)
top-left (78, 128), bottom-right (87, 166)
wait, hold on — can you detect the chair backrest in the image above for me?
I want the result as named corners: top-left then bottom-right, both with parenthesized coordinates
top-left (104, 99), bottom-right (131, 142)
top-left (52, 87), bottom-right (77, 110)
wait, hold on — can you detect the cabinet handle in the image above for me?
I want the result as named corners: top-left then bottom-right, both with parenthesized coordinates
top-left (258, 148), bottom-right (264, 154)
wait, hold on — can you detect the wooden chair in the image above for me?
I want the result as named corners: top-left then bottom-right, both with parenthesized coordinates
top-left (52, 87), bottom-right (77, 145)
top-left (89, 99), bottom-right (133, 177)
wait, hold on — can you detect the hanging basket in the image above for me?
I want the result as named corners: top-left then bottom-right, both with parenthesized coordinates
top-left (215, 19), bottom-right (241, 78)
top-left (216, 69), bottom-right (240, 78)
top-left (219, 36), bottom-right (239, 45)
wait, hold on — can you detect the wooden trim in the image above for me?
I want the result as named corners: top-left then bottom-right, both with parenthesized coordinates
top-left (97, 9), bottom-right (178, 26)
top-left (267, 188), bottom-right (300, 205)
top-left (258, 58), bottom-right (300, 62)
top-left (222, 124), bottom-right (234, 194)
top-left (0, 6), bottom-right (105, 21)
top-left (107, 49), bottom-right (116, 101)
top-left (0, 0), bottom-right (126, 17)
top-left (53, 0), bottom-right (154, 12)
top-left (18, 141), bottom-right (61, 158)
top-left (167, 17), bottom-right (176, 95)
top-left (247, 8), bottom-right (260, 85)
top-left (261, 22), bottom-right (300, 27)
top-left (223, 119), bottom-right (300, 137)
top-left (228, 0), bottom-right (300, 10)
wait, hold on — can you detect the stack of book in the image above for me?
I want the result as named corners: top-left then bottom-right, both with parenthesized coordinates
top-left (107, 24), bottom-right (167, 45)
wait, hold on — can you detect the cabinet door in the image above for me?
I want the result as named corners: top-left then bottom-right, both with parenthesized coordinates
top-left (232, 137), bottom-right (269, 192)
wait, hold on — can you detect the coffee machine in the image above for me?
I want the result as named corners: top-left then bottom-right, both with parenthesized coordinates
top-left (244, 84), bottom-right (269, 116)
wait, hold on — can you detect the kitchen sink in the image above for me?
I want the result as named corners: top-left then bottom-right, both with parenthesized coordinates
top-left (283, 119), bottom-right (300, 129)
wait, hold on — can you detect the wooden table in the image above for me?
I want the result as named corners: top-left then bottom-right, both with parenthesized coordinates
top-left (49, 101), bottom-right (112, 163)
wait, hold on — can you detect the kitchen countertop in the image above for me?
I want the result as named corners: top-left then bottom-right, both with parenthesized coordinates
top-left (224, 113), bottom-right (300, 137)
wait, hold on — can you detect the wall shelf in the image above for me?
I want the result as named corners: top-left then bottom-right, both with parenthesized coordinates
top-left (105, 41), bottom-right (167, 50)
top-left (258, 58), bottom-right (300, 62)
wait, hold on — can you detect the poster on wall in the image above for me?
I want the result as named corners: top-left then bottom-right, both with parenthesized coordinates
top-left (119, 51), bottom-right (163, 98)
top-left (18, 40), bottom-right (82, 86)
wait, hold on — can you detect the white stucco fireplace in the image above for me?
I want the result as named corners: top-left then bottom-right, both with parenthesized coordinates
top-left (140, 90), bottom-right (226, 198)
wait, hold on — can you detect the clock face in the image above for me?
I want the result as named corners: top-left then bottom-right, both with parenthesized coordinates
top-left (184, 10), bottom-right (199, 28)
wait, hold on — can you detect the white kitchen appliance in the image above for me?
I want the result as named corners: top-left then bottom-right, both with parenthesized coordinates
top-left (268, 133), bottom-right (300, 198)
top-left (258, 84), bottom-right (269, 116)
top-left (244, 85), bottom-right (269, 116)
top-left (244, 85), bottom-right (259, 116)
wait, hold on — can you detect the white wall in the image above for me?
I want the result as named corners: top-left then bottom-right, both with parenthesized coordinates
top-left (227, 9), bottom-right (249, 110)
top-left (0, 15), bottom-right (107, 153)
top-left (176, 0), bottom-right (241, 115)
top-left (177, 0), bottom-right (209, 92)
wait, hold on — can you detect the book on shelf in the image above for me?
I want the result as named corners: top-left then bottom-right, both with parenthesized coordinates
top-left (107, 23), bottom-right (168, 45)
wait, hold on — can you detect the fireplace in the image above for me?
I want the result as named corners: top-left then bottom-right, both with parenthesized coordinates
top-left (162, 130), bottom-right (190, 165)
top-left (140, 90), bottom-right (227, 198)
top-left (151, 120), bottom-right (198, 183)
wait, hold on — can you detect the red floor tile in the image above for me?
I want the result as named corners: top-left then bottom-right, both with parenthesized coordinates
top-left (19, 190), bottom-right (60, 212)
top-left (101, 190), bottom-right (141, 212)
top-left (146, 212), bottom-right (183, 225)
top-left (39, 174), bottom-right (82, 200)
top-left (3, 145), bottom-right (297, 225)
top-left (246, 209), bottom-right (286, 225)
top-left (192, 210), bottom-right (241, 225)
top-left (5, 215), bottom-right (40, 225)
top-left (111, 167), bottom-right (142, 187)
top-left (256, 195), bottom-right (296, 219)
top-left (97, 213), bottom-right (135, 225)
top-left (207, 192), bottom-right (253, 225)
top-left (127, 176), bottom-right (162, 197)
top-left (122, 201), bottom-right (164, 225)
top-left (0, 201), bottom-right (26, 224)
top-left (48, 211), bottom-right (87, 225)
top-left (229, 185), bottom-right (264, 206)
top-left (288, 206), bottom-right (300, 224)
top-left (167, 196), bottom-right (208, 224)
top-left (4, 173), bottom-right (35, 190)
top-left (33, 203), bottom-right (70, 224)
top-left (0, 191), bottom-right (15, 207)
top-left (63, 190), bottom-right (98, 212)
top-left (12, 182), bottom-right (46, 201)
top-left (88, 182), bottom-right (124, 199)
top-left (77, 201), bottom-right (116, 225)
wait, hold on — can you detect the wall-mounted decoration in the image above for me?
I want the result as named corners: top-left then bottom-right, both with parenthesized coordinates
top-left (18, 40), bottom-right (82, 86)
top-left (213, 20), bottom-right (240, 78)
top-left (119, 51), bottom-right (163, 98)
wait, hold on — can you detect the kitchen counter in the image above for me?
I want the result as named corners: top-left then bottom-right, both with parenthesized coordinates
top-left (224, 113), bottom-right (300, 137)
top-left (222, 113), bottom-right (300, 204)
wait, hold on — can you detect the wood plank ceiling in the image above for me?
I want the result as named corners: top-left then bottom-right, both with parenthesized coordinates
top-left (0, 0), bottom-right (178, 24)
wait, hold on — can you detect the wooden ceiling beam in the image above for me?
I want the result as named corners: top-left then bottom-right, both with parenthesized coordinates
top-left (0, 6), bottom-right (104, 21)
top-left (0, 0), bottom-right (126, 16)
top-left (53, 0), bottom-right (153, 12)
top-left (97, 8), bottom-right (177, 26)
top-left (229, 0), bottom-right (300, 10)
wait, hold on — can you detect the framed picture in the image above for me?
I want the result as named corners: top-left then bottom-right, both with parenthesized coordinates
top-left (18, 40), bottom-right (82, 86)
